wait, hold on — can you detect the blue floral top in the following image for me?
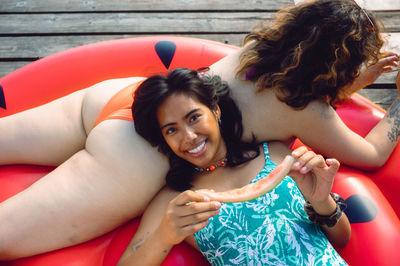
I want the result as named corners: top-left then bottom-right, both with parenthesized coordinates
top-left (194, 143), bottom-right (347, 266)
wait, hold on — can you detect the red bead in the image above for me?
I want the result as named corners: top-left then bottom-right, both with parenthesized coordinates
top-left (209, 165), bottom-right (216, 171)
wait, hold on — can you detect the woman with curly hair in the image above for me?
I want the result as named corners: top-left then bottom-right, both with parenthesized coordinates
top-left (0, 0), bottom-right (398, 260)
top-left (208, 0), bottom-right (400, 169)
top-left (205, 0), bottom-right (400, 169)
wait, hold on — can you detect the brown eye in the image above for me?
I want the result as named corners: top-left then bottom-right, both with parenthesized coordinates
top-left (165, 127), bottom-right (176, 135)
top-left (189, 114), bottom-right (200, 123)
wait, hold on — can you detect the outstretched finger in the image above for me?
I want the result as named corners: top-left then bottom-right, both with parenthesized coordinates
top-left (326, 158), bottom-right (340, 175)
top-left (174, 190), bottom-right (210, 206)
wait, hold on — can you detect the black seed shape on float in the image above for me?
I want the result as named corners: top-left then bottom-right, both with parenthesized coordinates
top-left (344, 194), bottom-right (377, 224)
top-left (155, 41), bottom-right (176, 69)
top-left (0, 85), bottom-right (6, 109)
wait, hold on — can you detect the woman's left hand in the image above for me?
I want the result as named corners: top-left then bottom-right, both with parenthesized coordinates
top-left (289, 146), bottom-right (340, 203)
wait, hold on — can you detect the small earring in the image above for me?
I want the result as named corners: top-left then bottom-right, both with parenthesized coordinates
top-left (218, 117), bottom-right (222, 125)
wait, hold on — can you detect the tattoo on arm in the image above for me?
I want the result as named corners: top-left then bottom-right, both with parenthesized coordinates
top-left (130, 232), bottom-right (150, 253)
top-left (386, 98), bottom-right (400, 142)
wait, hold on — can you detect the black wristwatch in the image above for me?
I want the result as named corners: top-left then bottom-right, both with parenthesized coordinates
top-left (304, 192), bottom-right (347, 227)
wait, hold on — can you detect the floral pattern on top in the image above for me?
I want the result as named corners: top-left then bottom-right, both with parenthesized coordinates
top-left (194, 143), bottom-right (347, 266)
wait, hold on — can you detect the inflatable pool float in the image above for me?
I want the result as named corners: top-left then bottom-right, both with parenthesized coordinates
top-left (0, 36), bottom-right (400, 266)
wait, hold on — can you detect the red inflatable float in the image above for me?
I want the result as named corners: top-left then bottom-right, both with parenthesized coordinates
top-left (0, 36), bottom-right (400, 266)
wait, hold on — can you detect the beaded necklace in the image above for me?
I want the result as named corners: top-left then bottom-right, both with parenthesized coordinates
top-left (195, 158), bottom-right (227, 173)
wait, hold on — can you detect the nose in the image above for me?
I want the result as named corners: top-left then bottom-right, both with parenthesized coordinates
top-left (182, 125), bottom-right (197, 144)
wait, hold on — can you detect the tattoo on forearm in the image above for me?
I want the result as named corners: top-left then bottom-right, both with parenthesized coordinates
top-left (386, 98), bottom-right (400, 142)
top-left (130, 232), bottom-right (149, 253)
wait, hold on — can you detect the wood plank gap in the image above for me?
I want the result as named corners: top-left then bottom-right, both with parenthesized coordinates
top-left (0, 9), bottom-right (281, 15)
top-left (367, 84), bottom-right (397, 89)
top-left (0, 58), bottom-right (38, 62)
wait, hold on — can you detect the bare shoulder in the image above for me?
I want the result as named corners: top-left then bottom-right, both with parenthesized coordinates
top-left (298, 100), bottom-right (336, 120)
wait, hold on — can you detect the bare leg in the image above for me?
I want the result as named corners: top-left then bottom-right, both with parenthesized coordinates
top-left (0, 77), bottom-right (144, 166)
top-left (0, 76), bottom-right (154, 259)
top-left (0, 119), bottom-right (168, 259)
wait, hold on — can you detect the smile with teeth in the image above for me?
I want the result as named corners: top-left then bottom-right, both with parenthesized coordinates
top-left (188, 141), bottom-right (206, 154)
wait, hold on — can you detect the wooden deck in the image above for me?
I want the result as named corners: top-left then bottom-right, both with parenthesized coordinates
top-left (0, 0), bottom-right (399, 109)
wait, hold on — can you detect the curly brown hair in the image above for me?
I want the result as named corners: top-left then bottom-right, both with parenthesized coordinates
top-left (236, 0), bottom-right (385, 109)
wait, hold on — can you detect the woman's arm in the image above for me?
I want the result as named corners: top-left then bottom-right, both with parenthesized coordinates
top-left (291, 71), bottom-right (400, 169)
top-left (118, 189), bottom-right (221, 265)
top-left (310, 196), bottom-right (351, 247)
top-left (290, 146), bottom-right (351, 246)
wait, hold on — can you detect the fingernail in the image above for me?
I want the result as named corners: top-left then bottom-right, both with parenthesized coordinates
top-left (204, 196), bottom-right (210, 202)
top-left (293, 162), bottom-right (300, 168)
top-left (301, 166), bottom-right (308, 173)
top-left (215, 202), bottom-right (221, 208)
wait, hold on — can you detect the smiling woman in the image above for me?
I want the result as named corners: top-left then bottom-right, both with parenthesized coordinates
top-left (157, 93), bottom-right (226, 169)
top-left (121, 67), bottom-right (350, 265)
top-left (131, 68), bottom-right (261, 191)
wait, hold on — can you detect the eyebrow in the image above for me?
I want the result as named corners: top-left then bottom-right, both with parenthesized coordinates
top-left (160, 108), bottom-right (200, 130)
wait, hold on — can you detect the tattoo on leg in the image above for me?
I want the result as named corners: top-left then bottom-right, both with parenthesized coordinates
top-left (386, 98), bottom-right (400, 142)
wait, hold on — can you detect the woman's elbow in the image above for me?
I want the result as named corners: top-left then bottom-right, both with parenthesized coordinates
top-left (353, 156), bottom-right (387, 171)
top-left (334, 230), bottom-right (351, 248)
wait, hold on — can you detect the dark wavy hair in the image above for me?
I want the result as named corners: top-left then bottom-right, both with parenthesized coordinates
top-left (132, 68), bottom-right (259, 191)
top-left (236, 0), bottom-right (385, 109)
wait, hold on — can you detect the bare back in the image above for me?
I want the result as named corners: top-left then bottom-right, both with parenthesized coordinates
top-left (209, 46), bottom-right (400, 169)
top-left (209, 48), bottom-right (298, 146)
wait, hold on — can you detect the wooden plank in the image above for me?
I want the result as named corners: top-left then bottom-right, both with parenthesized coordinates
top-left (359, 0), bottom-right (400, 11)
top-left (0, 11), bottom-right (399, 35)
top-left (0, 34), bottom-right (245, 59)
top-left (0, 12), bottom-right (275, 34)
top-left (358, 88), bottom-right (398, 110)
top-left (0, 0), bottom-right (294, 12)
top-left (376, 12), bottom-right (400, 32)
top-left (0, 61), bottom-right (30, 78)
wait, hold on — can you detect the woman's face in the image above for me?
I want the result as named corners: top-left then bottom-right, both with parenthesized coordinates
top-left (157, 93), bottom-right (226, 168)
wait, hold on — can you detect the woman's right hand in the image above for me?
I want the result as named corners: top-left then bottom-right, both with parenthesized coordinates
top-left (157, 190), bottom-right (221, 246)
top-left (358, 53), bottom-right (399, 88)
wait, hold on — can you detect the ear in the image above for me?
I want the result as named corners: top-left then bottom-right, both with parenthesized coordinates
top-left (214, 104), bottom-right (221, 119)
